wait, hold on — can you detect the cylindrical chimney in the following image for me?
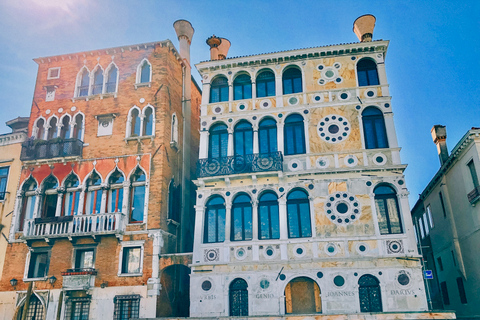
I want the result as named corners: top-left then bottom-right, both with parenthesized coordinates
top-left (206, 35), bottom-right (221, 60)
top-left (431, 125), bottom-right (449, 166)
top-left (353, 14), bottom-right (376, 42)
top-left (217, 38), bottom-right (231, 60)
top-left (173, 20), bottom-right (194, 64)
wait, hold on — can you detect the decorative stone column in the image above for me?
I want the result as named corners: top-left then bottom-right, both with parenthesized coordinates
top-left (277, 122), bottom-right (285, 153)
top-left (227, 128), bottom-right (234, 157)
top-left (224, 203), bottom-right (232, 243)
top-left (278, 197), bottom-right (288, 240)
top-left (199, 131), bottom-right (209, 159)
top-left (253, 125), bottom-right (259, 154)
top-left (147, 231), bottom-right (163, 296)
top-left (251, 199), bottom-right (258, 240)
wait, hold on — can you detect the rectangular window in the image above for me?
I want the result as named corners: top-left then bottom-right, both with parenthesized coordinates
top-left (440, 281), bottom-right (450, 305)
top-left (47, 67), bottom-right (61, 79)
top-left (456, 277), bottom-right (467, 304)
top-left (439, 192), bottom-right (447, 218)
top-left (423, 213), bottom-right (429, 236)
top-left (121, 246), bottom-right (141, 274)
top-left (426, 205), bottom-right (434, 228)
top-left (437, 257), bottom-right (444, 271)
top-left (114, 295), bottom-right (140, 320)
top-left (28, 252), bottom-right (49, 278)
top-left (0, 167), bottom-right (9, 201)
top-left (451, 250), bottom-right (456, 266)
top-left (418, 218), bottom-right (425, 239)
top-left (65, 298), bottom-right (90, 320)
top-left (75, 249), bottom-right (95, 269)
top-left (468, 160), bottom-right (479, 188)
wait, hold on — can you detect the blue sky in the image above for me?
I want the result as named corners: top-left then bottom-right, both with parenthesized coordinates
top-left (0, 0), bottom-right (479, 207)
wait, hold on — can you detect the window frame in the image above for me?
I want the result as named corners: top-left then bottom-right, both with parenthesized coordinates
top-left (105, 63), bottom-right (119, 94)
top-left (256, 70), bottom-right (276, 98)
top-left (282, 67), bottom-right (303, 95)
top-left (234, 121), bottom-right (253, 157)
top-left (286, 189), bottom-right (312, 239)
top-left (258, 191), bottom-right (280, 240)
top-left (73, 246), bottom-right (96, 270)
top-left (356, 58), bottom-right (379, 87)
top-left (258, 118), bottom-right (277, 154)
top-left (114, 295), bottom-right (141, 320)
top-left (136, 59), bottom-right (152, 86)
top-left (47, 67), bottom-right (61, 80)
top-left (128, 169), bottom-right (147, 224)
top-left (91, 66), bottom-right (104, 95)
top-left (118, 241), bottom-right (144, 277)
top-left (233, 74), bottom-right (252, 101)
top-left (65, 297), bottom-right (91, 320)
top-left (362, 107), bottom-right (389, 149)
top-left (62, 174), bottom-right (81, 217)
top-left (283, 114), bottom-right (306, 155)
top-left (208, 123), bottom-right (229, 159)
top-left (204, 196), bottom-right (226, 243)
top-left (374, 185), bottom-right (403, 235)
top-left (0, 166), bottom-right (9, 201)
top-left (76, 68), bottom-right (91, 98)
top-left (230, 194), bottom-right (253, 241)
top-left (25, 249), bottom-right (50, 281)
top-left (209, 76), bottom-right (229, 103)
top-left (467, 159), bottom-right (479, 188)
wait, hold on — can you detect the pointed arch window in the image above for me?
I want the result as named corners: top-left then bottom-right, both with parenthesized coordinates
top-left (85, 172), bottom-right (102, 215)
top-left (204, 196), bottom-right (225, 243)
top-left (143, 107), bottom-right (153, 136)
top-left (231, 194), bottom-right (252, 241)
top-left (139, 60), bottom-right (151, 83)
top-left (233, 74), bottom-right (252, 100)
top-left (209, 123), bottom-right (228, 159)
top-left (374, 185), bottom-right (403, 234)
top-left (41, 175), bottom-right (58, 218)
top-left (60, 116), bottom-right (71, 139)
top-left (229, 278), bottom-right (248, 316)
top-left (130, 109), bottom-right (141, 137)
top-left (258, 192), bottom-right (280, 240)
top-left (287, 189), bottom-right (311, 238)
top-left (92, 68), bottom-right (104, 95)
top-left (234, 121), bottom-right (253, 157)
top-left (62, 174), bottom-right (80, 216)
top-left (283, 67), bottom-right (302, 94)
top-left (16, 294), bottom-right (44, 320)
top-left (73, 114), bottom-right (84, 141)
top-left (108, 170), bottom-right (124, 213)
top-left (78, 69), bottom-right (90, 97)
top-left (19, 178), bottom-right (37, 231)
top-left (284, 114), bottom-right (306, 155)
top-left (129, 168), bottom-right (146, 223)
top-left (35, 118), bottom-right (45, 140)
top-left (256, 70), bottom-right (275, 98)
top-left (259, 118), bottom-right (277, 154)
top-left (46, 118), bottom-right (58, 140)
top-left (167, 179), bottom-right (180, 222)
top-left (358, 275), bottom-right (382, 312)
top-left (171, 114), bottom-right (179, 145)
top-left (210, 76), bottom-right (229, 103)
top-left (357, 58), bottom-right (379, 87)
top-left (362, 107), bottom-right (388, 149)
top-left (106, 65), bottom-right (118, 93)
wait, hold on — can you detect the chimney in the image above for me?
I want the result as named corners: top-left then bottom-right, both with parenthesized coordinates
top-left (353, 14), bottom-right (376, 42)
top-left (173, 20), bottom-right (194, 64)
top-left (206, 35), bottom-right (222, 60)
top-left (217, 38), bottom-right (231, 60)
top-left (431, 125), bottom-right (449, 165)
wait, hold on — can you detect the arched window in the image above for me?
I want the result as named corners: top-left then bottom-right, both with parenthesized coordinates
top-left (204, 196), bottom-right (225, 243)
top-left (46, 117), bottom-right (58, 140)
top-left (171, 114), bottom-right (178, 144)
top-left (208, 123), bottom-right (228, 159)
top-left (143, 107), bottom-right (153, 136)
top-left (62, 174), bottom-right (80, 216)
top-left (130, 109), bottom-right (141, 137)
top-left (140, 60), bottom-right (151, 83)
top-left (285, 277), bottom-right (321, 314)
top-left (92, 68), bottom-right (104, 95)
top-left (357, 58), bottom-right (379, 87)
top-left (106, 65), bottom-right (118, 93)
top-left (256, 70), bottom-right (275, 98)
top-left (60, 116), bottom-right (71, 139)
top-left (129, 168), bottom-right (146, 223)
top-left (362, 107), bottom-right (388, 149)
top-left (282, 67), bottom-right (302, 94)
top-left (358, 275), bottom-right (382, 312)
top-left (78, 69), bottom-right (90, 97)
top-left (259, 118), bottom-right (277, 154)
top-left (231, 194), bottom-right (252, 241)
top-left (374, 185), bottom-right (403, 235)
top-left (41, 175), bottom-right (58, 218)
top-left (284, 114), bottom-right (306, 155)
top-left (287, 189), bottom-right (311, 238)
top-left (210, 76), bottom-right (229, 103)
top-left (233, 74), bottom-right (252, 100)
top-left (234, 121), bottom-right (253, 157)
top-left (35, 118), bottom-right (45, 140)
top-left (73, 114), bottom-right (84, 141)
top-left (258, 191), bottom-right (279, 240)
top-left (229, 278), bottom-right (248, 316)
top-left (108, 170), bottom-right (124, 213)
top-left (19, 178), bottom-right (37, 231)
top-left (16, 294), bottom-right (44, 320)
top-left (85, 171), bottom-right (102, 215)
top-left (167, 179), bottom-right (180, 221)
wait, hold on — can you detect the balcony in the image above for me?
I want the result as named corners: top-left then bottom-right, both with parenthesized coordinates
top-left (20, 138), bottom-right (83, 161)
top-left (61, 268), bottom-right (96, 290)
top-left (22, 212), bottom-right (126, 240)
top-left (468, 186), bottom-right (480, 204)
top-left (197, 152), bottom-right (283, 178)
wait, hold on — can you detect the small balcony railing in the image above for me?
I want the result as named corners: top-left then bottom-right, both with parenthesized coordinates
top-left (197, 151), bottom-right (283, 178)
top-left (20, 138), bottom-right (83, 161)
top-left (468, 186), bottom-right (480, 204)
top-left (61, 268), bottom-right (96, 290)
top-left (22, 212), bottom-right (126, 239)
top-left (61, 268), bottom-right (97, 276)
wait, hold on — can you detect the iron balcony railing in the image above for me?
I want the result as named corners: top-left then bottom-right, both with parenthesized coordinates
top-left (197, 151), bottom-right (283, 177)
top-left (468, 186), bottom-right (480, 204)
top-left (21, 138), bottom-right (83, 161)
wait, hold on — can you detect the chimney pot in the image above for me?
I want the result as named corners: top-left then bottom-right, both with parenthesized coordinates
top-left (353, 14), bottom-right (376, 42)
top-left (206, 35), bottom-right (222, 60)
top-left (217, 38), bottom-right (231, 60)
top-left (431, 125), bottom-right (449, 166)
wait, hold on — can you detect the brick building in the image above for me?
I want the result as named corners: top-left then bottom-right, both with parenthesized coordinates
top-left (0, 20), bottom-right (200, 319)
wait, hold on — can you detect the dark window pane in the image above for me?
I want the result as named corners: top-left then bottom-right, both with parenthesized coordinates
top-left (468, 160), bottom-right (479, 187)
top-left (456, 277), bottom-right (467, 304)
top-left (357, 59), bottom-right (379, 86)
top-left (210, 77), bottom-right (229, 103)
top-left (122, 247), bottom-right (141, 274)
top-left (362, 107), bottom-right (388, 149)
top-left (440, 281), bottom-right (450, 305)
top-left (256, 71), bottom-right (275, 97)
top-left (130, 185), bottom-right (145, 222)
top-left (283, 68), bottom-right (302, 94)
top-left (140, 62), bottom-right (150, 83)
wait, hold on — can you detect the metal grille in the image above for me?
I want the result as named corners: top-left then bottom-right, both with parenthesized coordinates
top-left (21, 138), bottom-right (83, 161)
top-left (17, 295), bottom-right (44, 320)
top-left (114, 296), bottom-right (140, 320)
top-left (358, 275), bottom-right (382, 312)
top-left (229, 279), bottom-right (248, 316)
top-left (65, 298), bottom-right (90, 320)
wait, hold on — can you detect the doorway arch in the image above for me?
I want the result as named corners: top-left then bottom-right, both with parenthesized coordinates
top-left (358, 274), bottom-right (382, 312)
top-left (229, 278), bottom-right (248, 316)
top-left (285, 276), bottom-right (321, 314)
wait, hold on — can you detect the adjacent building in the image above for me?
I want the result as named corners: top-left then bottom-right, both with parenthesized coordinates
top-left (0, 21), bottom-right (200, 319)
top-left (413, 125), bottom-right (480, 319)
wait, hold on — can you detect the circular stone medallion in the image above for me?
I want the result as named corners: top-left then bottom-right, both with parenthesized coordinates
top-left (317, 114), bottom-right (351, 144)
top-left (325, 192), bottom-right (361, 226)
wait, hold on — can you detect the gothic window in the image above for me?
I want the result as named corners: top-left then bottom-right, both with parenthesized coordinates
top-left (106, 65), bottom-right (118, 93)
top-left (256, 70), bottom-right (275, 98)
top-left (143, 106), bottom-right (153, 136)
top-left (34, 118), bottom-right (45, 140)
top-left (357, 58), bottom-right (379, 87)
top-left (285, 277), bottom-right (321, 314)
top-left (60, 115), bottom-right (71, 139)
top-left (46, 117), bottom-right (58, 140)
top-left (258, 191), bottom-right (280, 240)
top-left (108, 170), bottom-right (124, 213)
top-left (16, 294), bottom-right (44, 320)
top-left (92, 68), bottom-right (104, 95)
top-left (258, 118), bottom-right (277, 154)
top-left (234, 121), bottom-right (253, 157)
top-left (229, 278), bottom-right (248, 316)
top-left (19, 177), bottom-right (37, 231)
top-left (130, 108), bottom-right (141, 137)
top-left (208, 123), bottom-right (228, 159)
top-left (77, 69), bottom-right (90, 97)
top-left (85, 171), bottom-right (102, 215)
top-left (138, 60), bottom-right (151, 83)
top-left (41, 175), bottom-right (58, 218)
top-left (287, 189), bottom-right (312, 238)
top-left (358, 275), bottom-right (382, 312)
top-left (129, 168), bottom-right (146, 223)
top-left (233, 74), bottom-right (252, 100)
top-left (171, 114), bottom-right (178, 145)
top-left (73, 114), bottom-right (84, 141)
top-left (362, 107), bottom-right (388, 149)
top-left (231, 194), bottom-right (252, 241)
top-left (282, 67), bottom-right (302, 94)
top-left (204, 195), bottom-right (225, 243)
top-left (167, 179), bottom-right (180, 222)
top-left (210, 76), bottom-right (229, 103)
top-left (374, 184), bottom-right (403, 235)
top-left (62, 174), bottom-right (80, 216)
top-left (284, 114), bottom-right (306, 155)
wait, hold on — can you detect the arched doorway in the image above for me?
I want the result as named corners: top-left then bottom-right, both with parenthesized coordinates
top-left (285, 277), bottom-right (321, 314)
top-left (229, 278), bottom-right (248, 316)
top-left (158, 264), bottom-right (191, 317)
top-left (16, 294), bottom-right (45, 320)
top-left (358, 274), bottom-right (382, 312)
